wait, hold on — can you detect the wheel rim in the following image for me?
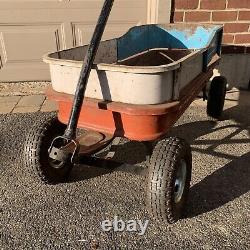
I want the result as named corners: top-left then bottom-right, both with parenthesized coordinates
top-left (47, 137), bottom-right (67, 169)
top-left (48, 148), bottom-right (66, 169)
top-left (174, 159), bottom-right (187, 203)
top-left (49, 158), bottom-right (65, 169)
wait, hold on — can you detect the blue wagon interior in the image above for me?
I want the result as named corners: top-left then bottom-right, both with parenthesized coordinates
top-left (49, 24), bottom-right (222, 67)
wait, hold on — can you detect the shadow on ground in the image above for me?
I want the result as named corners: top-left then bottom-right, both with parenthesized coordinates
top-left (174, 90), bottom-right (250, 217)
top-left (223, 89), bottom-right (250, 135)
top-left (69, 140), bottom-right (148, 182)
top-left (68, 90), bottom-right (250, 218)
top-left (188, 151), bottom-right (250, 217)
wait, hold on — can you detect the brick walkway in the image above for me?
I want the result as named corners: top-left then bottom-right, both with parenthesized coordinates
top-left (0, 95), bottom-right (57, 114)
top-left (0, 88), bottom-right (247, 115)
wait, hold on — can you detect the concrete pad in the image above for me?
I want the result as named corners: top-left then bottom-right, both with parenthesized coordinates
top-left (217, 54), bottom-right (250, 90)
top-left (16, 95), bottom-right (45, 107)
top-left (40, 99), bottom-right (58, 112)
top-left (12, 106), bottom-right (40, 114)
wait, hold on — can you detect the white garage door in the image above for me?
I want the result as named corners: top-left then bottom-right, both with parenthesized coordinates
top-left (0, 0), bottom-right (170, 82)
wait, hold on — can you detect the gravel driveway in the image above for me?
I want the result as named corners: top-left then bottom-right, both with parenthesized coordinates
top-left (0, 91), bottom-right (249, 249)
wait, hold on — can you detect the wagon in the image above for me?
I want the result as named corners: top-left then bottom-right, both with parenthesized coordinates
top-left (24, 23), bottom-right (227, 224)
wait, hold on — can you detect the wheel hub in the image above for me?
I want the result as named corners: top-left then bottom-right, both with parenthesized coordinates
top-left (174, 159), bottom-right (187, 203)
top-left (49, 158), bottom-right (66, 169)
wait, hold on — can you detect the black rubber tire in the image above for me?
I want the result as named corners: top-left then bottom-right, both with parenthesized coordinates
top-left (24, 115), bottom-right (73, 184)
top-left (207, 76), bottom-right (227, 119)
top-left (146, 137), bottom-right (192, 223)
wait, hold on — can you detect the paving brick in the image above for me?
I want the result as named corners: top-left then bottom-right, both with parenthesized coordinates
top-left (0, 104), bottom-right (16, 114)
top-left (12, 106), bottom-right (40, 114)
top-left (40, 99), bottom-right (58, 112)
top-left (0, 96), bottom-right (21, 104)
top-left (16, 95), bottom-right (45, 107)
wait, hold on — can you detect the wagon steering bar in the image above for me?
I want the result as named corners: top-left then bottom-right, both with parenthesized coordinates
top-left (48, 0), bottom-right (114, 163)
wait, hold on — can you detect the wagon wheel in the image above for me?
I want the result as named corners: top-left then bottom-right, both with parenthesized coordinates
top-left (146, 137), bottom-right (192, 223)
top-left (24, 115), bottom-right (73, 184)
top-left (207, 76), bottom-right (227, 119)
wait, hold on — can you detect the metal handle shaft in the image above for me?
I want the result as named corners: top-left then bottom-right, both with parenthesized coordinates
top-left (64, 0), bottom-right (114, 139)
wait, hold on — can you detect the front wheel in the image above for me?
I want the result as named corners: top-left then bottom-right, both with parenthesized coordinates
top-left (146, 137), bottom-right (192, 223)
top-left (24, 115), bottom-right (73, 184)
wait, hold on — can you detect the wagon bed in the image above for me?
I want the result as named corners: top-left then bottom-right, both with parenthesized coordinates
top-left (44, 23), bottom-right (223, 105)
top-left (47, 63), bottom-right (214, 141)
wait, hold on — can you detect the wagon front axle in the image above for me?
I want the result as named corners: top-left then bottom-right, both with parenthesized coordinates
top-left (48, 0), bottom-right (114, 162)
top-left (48, 131), bottom-right (114, 164)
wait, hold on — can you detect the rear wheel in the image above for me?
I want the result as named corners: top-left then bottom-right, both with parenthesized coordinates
top-left (24, 115), bottom-right (73, 184)
top-left (207, 76), bottom-right (227, 119)
top-left (146, 137), bottom-right (192, 223)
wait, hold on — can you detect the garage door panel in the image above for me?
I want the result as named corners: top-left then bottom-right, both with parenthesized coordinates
top-left (0, 24), bottom-right (64, 64)
top-left (0, 0), bottom-right (171, 81)
top-left (0, 62), bottom-right (50, 82)
top-left (72, 22), bottom-right (138, 46)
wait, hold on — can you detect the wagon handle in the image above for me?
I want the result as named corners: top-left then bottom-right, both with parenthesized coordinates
top-left (64, 0), bottom-right (114, 140)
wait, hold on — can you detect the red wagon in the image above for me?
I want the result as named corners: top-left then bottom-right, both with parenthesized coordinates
top-left (24, 0), bottom-right (227, 224)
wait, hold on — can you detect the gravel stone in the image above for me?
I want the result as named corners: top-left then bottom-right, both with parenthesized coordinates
top-left (0, 94), bottom-right (249, 249)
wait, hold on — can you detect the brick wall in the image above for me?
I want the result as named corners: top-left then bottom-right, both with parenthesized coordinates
top-left (172, 0), bottom-right (250, 45)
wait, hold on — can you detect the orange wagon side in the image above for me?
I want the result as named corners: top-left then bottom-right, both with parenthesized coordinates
top-left (47, 68), bottom-right (213, 141)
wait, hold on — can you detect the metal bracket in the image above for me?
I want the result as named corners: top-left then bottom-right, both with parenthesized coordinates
top-left (48, 131), bottom-right (114, 164)
top-left (48, 136), bottom-right (79, 164)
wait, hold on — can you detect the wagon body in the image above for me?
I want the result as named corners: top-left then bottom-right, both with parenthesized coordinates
top-left (44, 23), bottom-right (222, 141)
top-left (44, 24), bottom-right (223, 105)
top-left (47, 67), bottom-right (214, 141)
top-left (25, 1), bottom-right (226, 223)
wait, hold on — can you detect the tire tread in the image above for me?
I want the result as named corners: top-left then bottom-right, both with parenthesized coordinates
top-left (146, 137), bottom-right (192, 223)
top-left (23, 115), bottom-right (71, 184)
